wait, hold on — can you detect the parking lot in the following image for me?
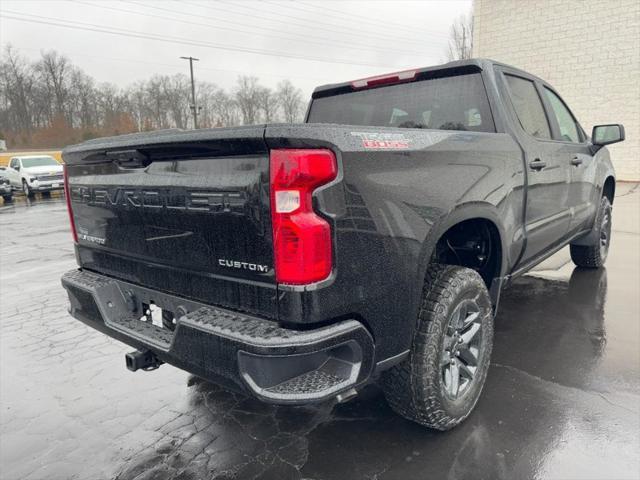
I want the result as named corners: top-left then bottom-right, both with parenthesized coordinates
top-left (1, 185), bottom-right (638, 480)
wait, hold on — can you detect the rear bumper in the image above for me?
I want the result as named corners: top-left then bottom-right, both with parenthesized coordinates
top-left (61, 269), bottom-right (375, 404)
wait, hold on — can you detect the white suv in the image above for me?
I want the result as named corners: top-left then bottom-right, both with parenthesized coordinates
top-left (6, 156), bottom-right (64, 197)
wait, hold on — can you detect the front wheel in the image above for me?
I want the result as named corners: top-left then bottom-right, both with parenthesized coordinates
top-left (381, 264), bottom-right (494, 430)
top-left (570, 196), bottom-right (612, 268)
top-left (22, 180), bottom-right (34, 198)
top-left (2, 194), bottom-right (12, 203)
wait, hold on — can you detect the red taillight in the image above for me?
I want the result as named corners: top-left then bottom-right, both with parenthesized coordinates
top-left (270, 149), bottom-right (337, 285)
top-left (350, 68), bottom-right (418, 90)
top-left (63, 164), bottom-right (78, 243)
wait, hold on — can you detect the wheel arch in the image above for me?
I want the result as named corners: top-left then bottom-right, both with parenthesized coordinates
top-left (416, 203), bottom-right (508, 306)
top-left (602, 176), bottom-right (615, 204)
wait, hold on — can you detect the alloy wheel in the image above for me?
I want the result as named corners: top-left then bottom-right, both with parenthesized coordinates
top-left (599, 208), bottom-right (611, 260)
top-left (441, 298), bottom-right (484, 400)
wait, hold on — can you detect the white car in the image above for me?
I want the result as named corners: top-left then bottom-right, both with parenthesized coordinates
top-left (5, 155), bottom-right (64, 197)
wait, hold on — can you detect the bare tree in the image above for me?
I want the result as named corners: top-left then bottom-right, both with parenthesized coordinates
top-left (196, 82), bottom-right (216, 128)
top-left (0, 46), bottom-right (307, 148)
top-left (125, 81), bottom-right (150, 131)
top-left (36, 50), bottom-right (73, 121)
top-left (0, 45), bottom-right (40, 137)
top-left (146, 75), bottom-right (170, 130)
top-left (70, 68), bottom-right (97, 131)
top-left (257, 86), bottom-right (280, 123)
top-left (446, 14), bottom-right (473, 61)
top-left (234, 76), bottom-right (261, 125)
top-left (276, 80), bottom-right (304, 123)
top-left (213, 89), bottom-right (240, 127)
top-left (163, 74), bottom-right (191, 129)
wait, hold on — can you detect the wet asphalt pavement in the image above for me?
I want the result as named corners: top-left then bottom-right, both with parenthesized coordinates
top-left (1, 186), bottom-right (639, 480)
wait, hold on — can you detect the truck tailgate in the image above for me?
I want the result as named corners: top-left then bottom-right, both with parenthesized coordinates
top-left (63, 127), bottom-right (277, 318)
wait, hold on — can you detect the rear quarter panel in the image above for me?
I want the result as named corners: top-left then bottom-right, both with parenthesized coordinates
top-left (266, 124), bottom-right (524, 361)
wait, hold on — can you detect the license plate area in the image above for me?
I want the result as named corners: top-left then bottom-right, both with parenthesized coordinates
top-left (139, 302), bottom-right (177, 331)
top-left (96, 281), bottom-right (209, 351)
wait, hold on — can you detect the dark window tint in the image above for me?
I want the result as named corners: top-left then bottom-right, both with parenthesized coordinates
top-left (504, 75), bottom-right (551, 139)
top-left (544, 88), bottom-right (581, 142)
top-left (307, 73), bottom-right (495, 132)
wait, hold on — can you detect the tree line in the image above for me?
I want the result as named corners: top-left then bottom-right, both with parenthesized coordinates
top-left (0, 46), bottom-right (306, 149)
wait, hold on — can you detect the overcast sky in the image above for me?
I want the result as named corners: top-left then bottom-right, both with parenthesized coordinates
top-left (0, 0), bottom-right (471, 97)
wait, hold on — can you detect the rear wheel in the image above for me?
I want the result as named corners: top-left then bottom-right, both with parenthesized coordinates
top-left (381, 264), bottom-right (494, 430)
top-left (2, 194), bottom-right (12, 203)
top-left (570, 196), bottom-right (611, 268)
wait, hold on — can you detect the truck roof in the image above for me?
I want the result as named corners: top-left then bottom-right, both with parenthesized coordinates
top-left (311, 58), bottom-right (537, 99)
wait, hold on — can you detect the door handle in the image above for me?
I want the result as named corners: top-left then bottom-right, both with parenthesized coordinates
top-left (529, 159), bottom-right (547, 171)
top-left (571, 156), bottom-right (583, 166)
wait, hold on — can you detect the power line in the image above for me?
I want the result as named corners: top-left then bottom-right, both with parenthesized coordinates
top-left (126, 0), bottom-right (437, 56)
top-left (189, 0), bottom-right (444, 48)
top-left (71, 0), bottom-right (432, 58)
top-left (0, 11), bottom-right (407, 69)
top-left (178, 0), bottom-right (440, 50)
top-left (260, 0), bottom-right (450, 41)
top-left (294, 0), bottom-right (452, 37)
top-left (11, 45), bottom-right (335, 83)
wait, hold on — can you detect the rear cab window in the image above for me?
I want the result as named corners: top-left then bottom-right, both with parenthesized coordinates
top-left (307, 73), bottom-right (496, 133)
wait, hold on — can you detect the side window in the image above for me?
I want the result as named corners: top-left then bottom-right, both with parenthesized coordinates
top-left (389, 108), bottom-right (408, 126)
top-left (504, 74), bottom-right (551, 139)
top-left (10, 159), bottom-right (17, 169)
top-left (544, 88), bottom-right (581, 143)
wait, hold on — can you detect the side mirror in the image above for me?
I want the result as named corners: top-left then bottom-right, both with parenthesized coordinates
top-left (592, 124), bottom-right (625, 146)
top-left (14, 165), bottom-right (20, 171)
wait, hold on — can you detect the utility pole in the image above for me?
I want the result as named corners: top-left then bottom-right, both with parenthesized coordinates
top-left (180, 56), bottom-right (200, 129)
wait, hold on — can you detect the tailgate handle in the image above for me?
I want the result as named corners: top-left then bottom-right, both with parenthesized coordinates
top-left (108, 149), bottom-right (150, 169)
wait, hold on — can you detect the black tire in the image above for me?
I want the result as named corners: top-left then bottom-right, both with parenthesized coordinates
top-left (570, 196), bottom-right (612, 268)
top-left (22, 180), bottom-right (34, 198)
top-left (2, 194), bottom-right (11, 203)
top-left (381, 264), bottom-right (494, 430)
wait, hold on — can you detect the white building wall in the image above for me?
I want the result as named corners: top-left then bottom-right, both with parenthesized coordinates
top-left (473, 0), bottom-right (640, 180)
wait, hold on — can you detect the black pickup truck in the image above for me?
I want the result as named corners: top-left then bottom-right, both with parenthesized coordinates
top-left (61, 59), bottom-right (624, 430)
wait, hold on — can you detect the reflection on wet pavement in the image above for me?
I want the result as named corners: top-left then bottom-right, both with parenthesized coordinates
top-left (1, 187), bottom-right (639, 480)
